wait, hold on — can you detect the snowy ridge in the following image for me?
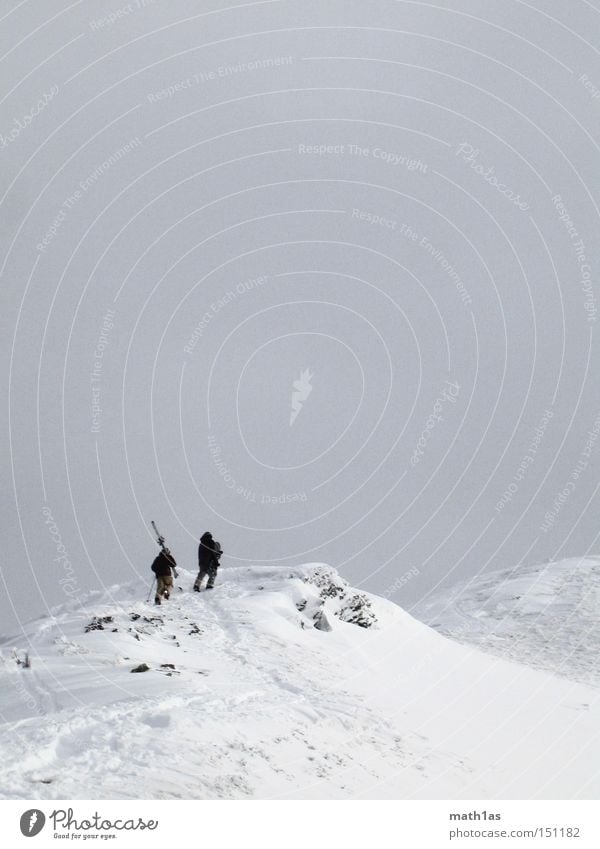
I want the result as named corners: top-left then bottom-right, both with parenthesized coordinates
top-left (413, 557), bottom-right (600, 688)
top-left (0, 563), bottom-right (598, 799)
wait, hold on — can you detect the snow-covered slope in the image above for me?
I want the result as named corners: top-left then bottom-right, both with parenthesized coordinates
top-left (0, 563), bottom-right (598, 799)
top-left (413, 557), bottom-right (600, 688)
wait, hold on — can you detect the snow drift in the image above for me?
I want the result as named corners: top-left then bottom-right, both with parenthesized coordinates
top-left (0, 562), bottom-right (598, 799)
top-left (413, 556), bottom-right (600, 688)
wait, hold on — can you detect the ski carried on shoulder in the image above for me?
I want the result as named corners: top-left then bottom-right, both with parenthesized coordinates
top-left (151, 520), bottom-right (179, 579)
top-left (151, 520), bottom-right (167, 550)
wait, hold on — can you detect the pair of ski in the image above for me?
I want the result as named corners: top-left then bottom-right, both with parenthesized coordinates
top-left (151, 520), bottom-right (178, 578)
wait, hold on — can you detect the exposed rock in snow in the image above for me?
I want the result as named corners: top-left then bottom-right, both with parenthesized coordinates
top-left (338, 594), bottom-right (377, 629)
top-left (303, 565), bottom-right (377, 628)
top-left (312, 609), bottom-right (332, 632)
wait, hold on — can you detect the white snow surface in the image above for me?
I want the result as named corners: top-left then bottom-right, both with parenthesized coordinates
top-left (412, 557), bottom-right (600, 688)
top-left (0, 563), bottom-right (598, 800)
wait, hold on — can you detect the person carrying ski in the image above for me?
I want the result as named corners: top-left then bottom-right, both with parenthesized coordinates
top-left (193, 531), bottom-right (222, 591)
top-left (151, 547), bottom-right (177, 605)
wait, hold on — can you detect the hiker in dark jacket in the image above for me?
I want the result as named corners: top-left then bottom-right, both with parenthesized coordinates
top-left (151, 548), bottom-right (177, 605)
top-left (193, 531), bottom-right (222, 591)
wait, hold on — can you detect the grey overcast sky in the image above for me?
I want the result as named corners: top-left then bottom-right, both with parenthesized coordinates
top-left (1, 0), bottom-right (600, 634)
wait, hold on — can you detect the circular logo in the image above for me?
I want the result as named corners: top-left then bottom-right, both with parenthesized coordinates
top-left (19, 809), bottom-right (45, 837)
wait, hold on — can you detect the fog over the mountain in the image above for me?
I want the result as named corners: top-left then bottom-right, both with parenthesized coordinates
top-left (2, 0), bottom-right (599, 634)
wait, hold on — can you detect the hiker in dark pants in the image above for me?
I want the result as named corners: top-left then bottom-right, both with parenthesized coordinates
top-left (193, 531), bottom-right (222, 591)
top-left (151, 548), bottom-right (177, 605)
